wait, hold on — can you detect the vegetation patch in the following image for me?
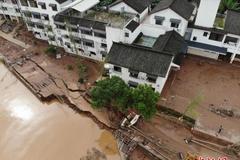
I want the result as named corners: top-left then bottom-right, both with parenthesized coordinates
top-left (45, 45), bottom-right (57, 57)
top-left (90, 76), bottom-right (159, 119)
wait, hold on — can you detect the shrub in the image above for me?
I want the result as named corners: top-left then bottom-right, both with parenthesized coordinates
top-left (45, 45), bottom-right (57, 57)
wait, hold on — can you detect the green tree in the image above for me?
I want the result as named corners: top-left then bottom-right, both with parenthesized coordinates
top-left (91, 76), bottom-right (131, 110)
top-left (219, 0), bottom-right (240, 13)
top-left (131, 85), bottom-right (160, 119)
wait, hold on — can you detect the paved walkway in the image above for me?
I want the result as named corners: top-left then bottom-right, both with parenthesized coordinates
top-left (0, 30), bottom-right (31, 49)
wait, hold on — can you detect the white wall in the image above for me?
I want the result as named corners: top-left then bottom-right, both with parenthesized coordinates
top-left (109, 2), bottom-right (138, 14)
top-left (107, 61), bottom-right (175, 94)
top-left (190, 28), bottom-right (240, 53)
top-left (106, 26), bottom-right (124, 52)
top-left (194, 0), bottom-right (221, 27)
top-left (141, 23), bottom-right (166, 38)
top-left (143, 8), bottom-right (188, 36)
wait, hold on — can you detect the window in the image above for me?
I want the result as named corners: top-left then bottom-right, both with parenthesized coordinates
top-left (20, 0), bottom-right (28, 6)
top-left (171, 22), bottom-right (179, 28)
top-left (83, 41), bottom-right (94, 47)
top-left (72, 37), bottom-right (81, 44)
top-left (49, 4), bottom-right (57, 11)
top-left (156, 19), bottom-right (163, 25)
top-left (203, 32), bottom-right (208, 37)
top-left (15, 8), bottom-right (20, 13)
top-left (11, 0), bottom-right (17, 4)
top-left (2, 7), bottom-right (7, 11)
top-left (29, 0), bottom-right (38, 8)
top-left (36, 24), bottom-right (44, 29)
top-left (39, 3), bottom-right (46, 9)
top-left (24, 12), bottom-right (32, 17)
top-left (70, 27), bottom-right (78, 33)
top-left (94, 32), bottom-right (106, 38)
top-left (170, 18), bottom-right (181, 28)
top-left (113, 66), bottom-right (121, 72)
top-left (48, 36), bottom-right (55, 41)
top-left (64, 35), bottom-right (69, 39)
top-left (101, 43), bottom-right (107, 48)
top-left (147, 74), bottom-right (157, 83)
top-left (224, 36), bottom-right (238, 45)
top-left (125, 32), bottom-right (129, 37)
top-left (155, 16), bottom-right (165, 25)
top-left (42, 15), bottom-right (49, 20)
top-left (209, 33), bottom-right (224, 42)
top-left (81, 29), bottom-right (92, 35)
top-left (27, 22), bottom-right (34, 27)
top-left (56, 24), bottom-right (66, 30)
top-left (32, 12), bottom-right (41, 19)
top-left (129, 70), bottom-right (139, 78)
top-left (90, 52), bottom-right (96, 56)
top-left (193, 36), bottom-right (197, 41)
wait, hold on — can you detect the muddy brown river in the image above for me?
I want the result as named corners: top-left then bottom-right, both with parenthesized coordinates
top-left (0, 62), bottom-right (120, 160)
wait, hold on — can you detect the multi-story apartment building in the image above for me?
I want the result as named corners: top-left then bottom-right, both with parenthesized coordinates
top-left (0, 0), bottom-right (21, 21)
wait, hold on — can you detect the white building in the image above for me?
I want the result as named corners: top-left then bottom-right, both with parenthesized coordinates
top-left (106, 42), bottom-right (176, 93)
top-left (106, 30), bottom-right (187, 93)
top-left (142, 0), bottom-right (195, 37)
top-left (187, 0), bottom-right (240, 63)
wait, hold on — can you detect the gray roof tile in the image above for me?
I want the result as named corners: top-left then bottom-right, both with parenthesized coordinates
top-left (107, 43), bottom-right (173, 77)
top-left (151, 0), bottom-right (194, 20)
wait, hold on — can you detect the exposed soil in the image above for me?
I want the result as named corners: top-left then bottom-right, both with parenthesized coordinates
top-left (160, 55), bottom-right (240, 143)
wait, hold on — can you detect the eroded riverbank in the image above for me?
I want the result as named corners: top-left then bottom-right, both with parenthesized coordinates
top-left (0, 62), bottom-right (120, 160)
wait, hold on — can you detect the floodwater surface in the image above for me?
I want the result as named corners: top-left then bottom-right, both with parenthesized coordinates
top-left (0, 63), bottom-right (120, 160)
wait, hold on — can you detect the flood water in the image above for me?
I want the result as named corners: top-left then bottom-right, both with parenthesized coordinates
top-left (0, 62), bottom-right (120, 160)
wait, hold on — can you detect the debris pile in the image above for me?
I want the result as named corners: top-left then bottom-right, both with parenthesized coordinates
top-left (210, 107), bottom-right (234, 118)
top-left (224, 143), bottom-right (240, 157)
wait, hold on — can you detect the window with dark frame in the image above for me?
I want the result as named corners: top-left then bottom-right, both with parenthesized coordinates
top-left (29, 0), bottom-right (38, 8)
top-left (129, 70), bottom-right (139, 78)
top-left (113, 66), bottom-right (121, 72)
top-left (94, 32), bottom-right (106, 38)
top-left (83, 41), bottom-right (94, 48)
top-left (125, 32), bottom-right (129, 37)
top-left (101, 43), bottom-right (107, 48)
top-left (50, 4), bottom-right (57, 11)
top-left (147, 74), bottom-right (157, 83)
top-left (209, 32), bottom-right (224, 42)
top-left (203, 32), bottom-right (208, 37)
top-left (40, 3), bottom-right (46, 9)
top-left (32, 13), bottom-right (41, 19)
top-left (171, 22), bottom-right (179, 28)
top-left (193, 36), bottom-right (197, 41)
top-left (20, 0), bottom-right (28, 6)
top-left (155, 19), bottom-right (163, 25)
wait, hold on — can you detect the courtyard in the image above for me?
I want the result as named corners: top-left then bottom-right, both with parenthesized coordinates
top-left (160, 55), bottom-right (240, 143)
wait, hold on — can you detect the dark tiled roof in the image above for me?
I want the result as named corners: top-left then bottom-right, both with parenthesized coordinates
top-left (153, 30), bottom-right (187, 56)
top-left (107, 43), bottom-right (173, 77)
top-left (151, 0), bottom-right (194, 20)
top-left (187, 41), bottom-right (227, 54)
top-left (125, 20), bottom-right (140, 32)
top-left (224, 10), bottom-right (240, 35)
top-left (56, 0), bottom-right (68, 4)
top-left (110, 0), bottom-right (152, 13)
top-left (124, 0), bottom-right (151, 13)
